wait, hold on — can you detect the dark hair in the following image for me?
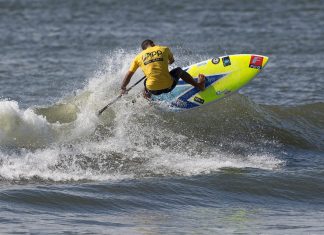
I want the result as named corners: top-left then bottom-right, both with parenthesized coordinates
top-left (141, 39), bottom-right (154, 50)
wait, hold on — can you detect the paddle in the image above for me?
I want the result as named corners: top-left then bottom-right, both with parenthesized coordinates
top-left (97, 75), bottom-right (146, 116)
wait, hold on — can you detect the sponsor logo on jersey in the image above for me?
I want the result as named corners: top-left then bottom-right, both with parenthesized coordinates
top-left (249, 55), bottom-right (263, 69)
top-left (142, 50), bottom-right (163, 62)
top-left (143, 58), bottom-right (163, 65)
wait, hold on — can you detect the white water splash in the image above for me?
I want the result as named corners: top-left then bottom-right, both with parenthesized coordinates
top-left (0, 50), bottom-right (284, 182)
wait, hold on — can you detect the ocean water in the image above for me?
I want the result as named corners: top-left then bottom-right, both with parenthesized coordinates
top-left (0, 0), bottom-right (324, 234)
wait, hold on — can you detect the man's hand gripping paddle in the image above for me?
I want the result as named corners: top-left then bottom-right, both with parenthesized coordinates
top-left (97, 76), bottom-right (146, 116)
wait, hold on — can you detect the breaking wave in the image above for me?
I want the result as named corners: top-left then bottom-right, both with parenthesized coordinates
top-left (0, 50), bottom-right (322, 183)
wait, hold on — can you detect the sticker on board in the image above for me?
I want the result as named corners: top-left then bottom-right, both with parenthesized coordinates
top-left (249, 55), bottom-right (263, 69)
top-left (194, 96), bottom-right (204, 104)
top-left (212, 58), bottom-right (220, 64)
top-left (222, 56), bottom-right (231, 67)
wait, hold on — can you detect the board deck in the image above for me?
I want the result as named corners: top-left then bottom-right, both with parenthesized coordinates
top-left (151, 54), bottom-right (269, 110)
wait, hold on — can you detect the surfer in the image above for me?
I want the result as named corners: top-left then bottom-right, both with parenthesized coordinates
top-left (120, 39), bottom-right (205, 98)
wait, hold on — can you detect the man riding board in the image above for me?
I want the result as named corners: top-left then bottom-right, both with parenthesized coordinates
top-left (120, 39), bottom-right (205, 98)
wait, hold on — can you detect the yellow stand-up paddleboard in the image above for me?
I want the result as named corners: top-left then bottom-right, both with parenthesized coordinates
top-left (152, 54), bottom-right (269, 110)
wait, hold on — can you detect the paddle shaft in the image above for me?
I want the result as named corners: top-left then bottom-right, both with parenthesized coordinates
top-left (97, 75), bottom-right (146, 116)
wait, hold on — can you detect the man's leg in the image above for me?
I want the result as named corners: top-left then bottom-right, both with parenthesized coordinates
top-left (143, 79), bottom-right (152, 99)
top-left (171, 67), bottom-right (205, 91)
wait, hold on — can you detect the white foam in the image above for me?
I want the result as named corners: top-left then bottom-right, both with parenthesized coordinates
top-left (0, 145), bottom-right (132, 182)
top-left (0, 100), bottom-right (56, 147)
top-left (0, 50), bottom-right (140, 147)
top-left (147, 150), bottom-right (283, 176)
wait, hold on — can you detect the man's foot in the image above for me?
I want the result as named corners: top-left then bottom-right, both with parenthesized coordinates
top-left (197, 74), bottom-right (206, 91)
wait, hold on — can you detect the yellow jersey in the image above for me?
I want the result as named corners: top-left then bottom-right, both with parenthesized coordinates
top-left (129, 45), bottom-right (174, 91)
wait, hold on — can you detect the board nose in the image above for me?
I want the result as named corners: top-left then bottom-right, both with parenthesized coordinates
top-left (262, 55), bottom-right (269, 67)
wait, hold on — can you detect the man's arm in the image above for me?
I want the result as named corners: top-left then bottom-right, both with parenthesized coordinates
top-left (120, 71), bottom-right (135, 94)
top-left (121, 56), bottom-right (139, 94)
top-left (169, 56), bottom-right (175, 65)
top-left (168, 48), bottom-right (175, 64)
